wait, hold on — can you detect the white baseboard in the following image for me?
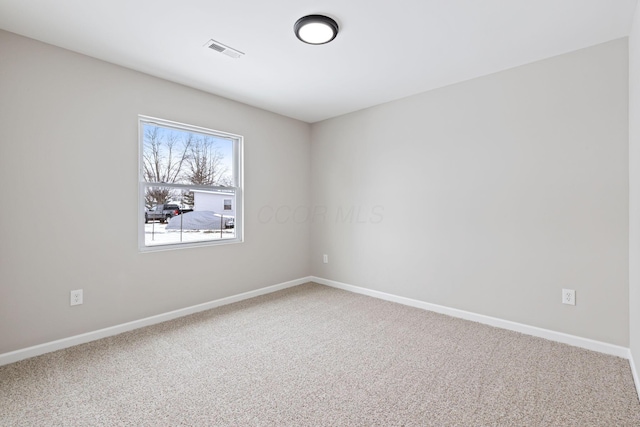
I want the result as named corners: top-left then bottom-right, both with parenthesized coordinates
top-left (311, 276), bottom-right (630, 359)
top-left (3, 274), bottom-right (635, 386)
top-left (0, 276), bottom-right (313, 367)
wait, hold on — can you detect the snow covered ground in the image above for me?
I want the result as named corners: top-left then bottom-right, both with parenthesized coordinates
top-left (144, 221), bottom-right (235, 246)
top-left (166, 211), bottom-right (231, 231)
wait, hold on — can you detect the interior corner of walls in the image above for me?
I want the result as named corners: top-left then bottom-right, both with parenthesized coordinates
top-left (629, 349), bottom-right (640, 401)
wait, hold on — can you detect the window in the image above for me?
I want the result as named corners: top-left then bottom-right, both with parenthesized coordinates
top-left (139, 116), bottom-right (242, 250)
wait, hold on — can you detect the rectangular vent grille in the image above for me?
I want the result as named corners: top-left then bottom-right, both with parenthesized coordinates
top-left (207, 42), bottom-right (225, 53)
top-left (204, 39), bottom-right (244, 59)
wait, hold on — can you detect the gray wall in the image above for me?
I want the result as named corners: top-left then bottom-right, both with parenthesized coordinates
top-left (311, 39), bottom-right (629, 346)
top-left (0, 31), bottom-right (311, 354)
top-left (630, 5), bottom-right (640, 383)
top-left (0, 29), bottom-right (633, 356)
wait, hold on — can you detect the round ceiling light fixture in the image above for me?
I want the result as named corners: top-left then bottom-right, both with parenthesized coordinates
top-left (294, 15), bottom-right (339, 45)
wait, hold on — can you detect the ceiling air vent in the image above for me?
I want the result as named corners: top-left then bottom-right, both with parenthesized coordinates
top-left (204, 39), bottom-right (244, 59)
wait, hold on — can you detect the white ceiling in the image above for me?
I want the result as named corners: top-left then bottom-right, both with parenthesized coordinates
top-left (0, 0), bottom-right (637, 123)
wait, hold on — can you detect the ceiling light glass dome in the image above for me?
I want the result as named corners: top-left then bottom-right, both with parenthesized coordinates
top-left (294, 15), bottom-right (339, 45)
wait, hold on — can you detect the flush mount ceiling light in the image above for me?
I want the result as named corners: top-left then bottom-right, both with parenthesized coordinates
top-left (294, 15), bottom-right (339, 45)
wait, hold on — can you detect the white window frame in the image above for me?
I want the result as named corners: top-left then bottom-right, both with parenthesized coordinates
top-left (138, 115), bottom-right (243, 251)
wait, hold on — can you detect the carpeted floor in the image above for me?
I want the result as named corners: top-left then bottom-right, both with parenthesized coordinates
top-left (1, 282), bottom-right (639, 426)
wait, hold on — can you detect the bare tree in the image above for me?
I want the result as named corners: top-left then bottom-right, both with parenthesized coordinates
top-left (142, 126), bottom-right (192, 207)
top-left (182, 135), bottom-right (231, 206)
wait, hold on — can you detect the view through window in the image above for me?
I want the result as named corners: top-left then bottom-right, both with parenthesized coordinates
top-left (139, 116), bottom-right (242, 249)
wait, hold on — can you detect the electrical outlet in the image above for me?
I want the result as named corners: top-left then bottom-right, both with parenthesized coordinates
top-left (323, 254), bottom-right (328, 264)
top-left (70, 289), bottom-right (83, 306)
top-left (562, 289), bottom-right (575, 306)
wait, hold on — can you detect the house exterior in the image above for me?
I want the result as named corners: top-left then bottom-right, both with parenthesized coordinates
top-left (192, 189), bottom-right (235, 221)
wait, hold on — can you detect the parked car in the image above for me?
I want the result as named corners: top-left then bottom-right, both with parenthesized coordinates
top-left (145, 204), bottom-right (193, 223)
top-left (224, 217), bottom-right (234, 229)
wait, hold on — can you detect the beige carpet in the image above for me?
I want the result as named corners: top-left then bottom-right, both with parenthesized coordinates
top-left (1, 283), bottom-right (639, 426)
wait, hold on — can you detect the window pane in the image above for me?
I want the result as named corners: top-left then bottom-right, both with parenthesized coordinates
top-left (142, 123), bottom-right (234, 187)
top-left (144, 186), bottom-right (236, 246)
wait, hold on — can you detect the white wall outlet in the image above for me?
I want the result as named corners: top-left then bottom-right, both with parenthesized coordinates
top-left (562, 289), bottom-right (575, 305)
top-left (70, 289), bottom-right (83, 306)
top-left (323, 254), bottom-right (328, 264)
